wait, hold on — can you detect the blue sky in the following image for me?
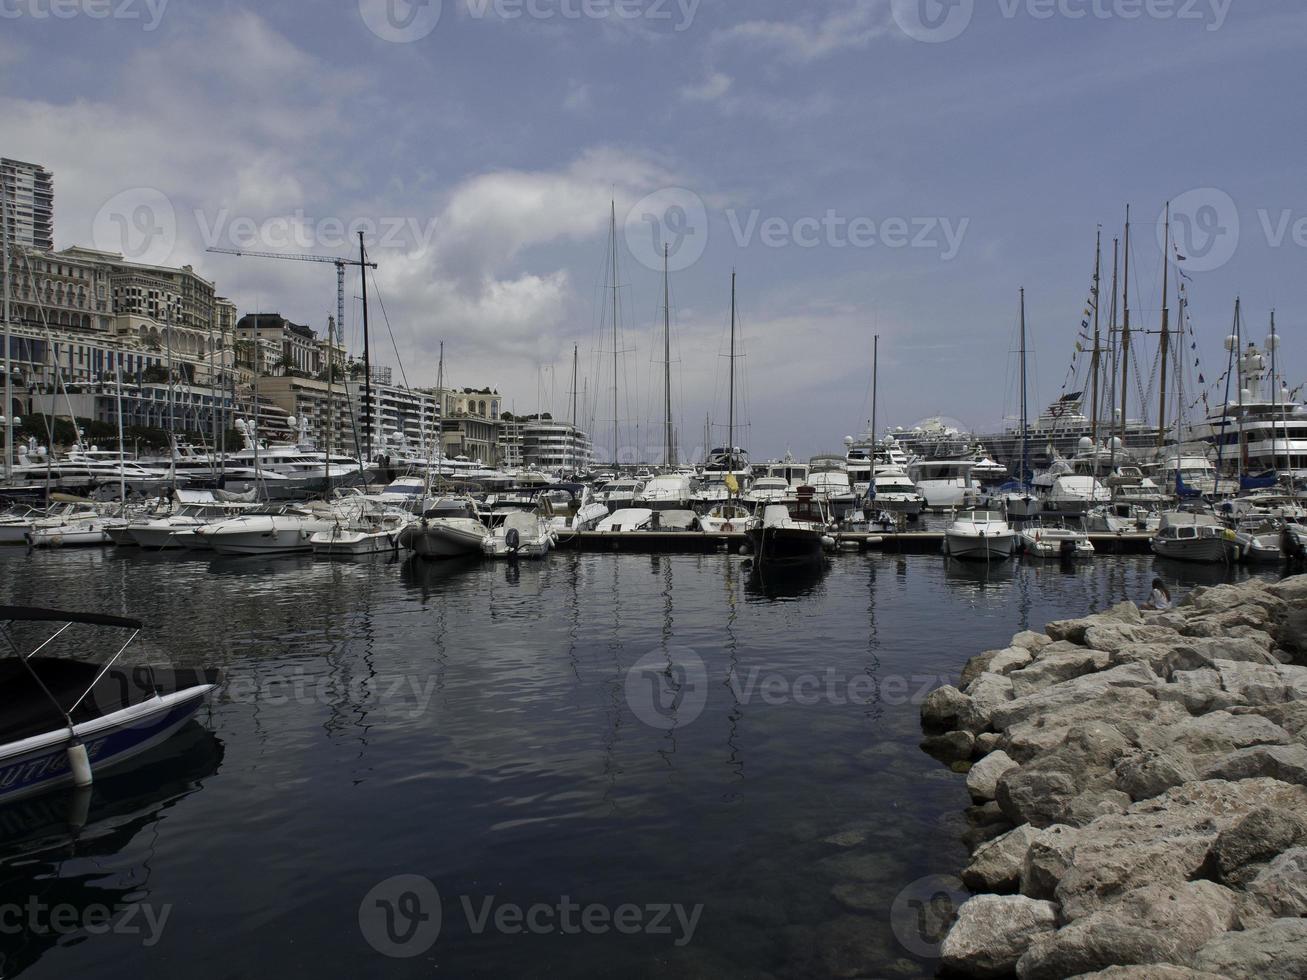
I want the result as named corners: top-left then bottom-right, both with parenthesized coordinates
top-left (2, 0), bottom-right (1304, 460)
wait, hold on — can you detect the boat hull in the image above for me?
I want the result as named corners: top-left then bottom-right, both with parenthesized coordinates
top-left (1151, 536), bottom-right (1237, 564)
top-left (25, 525), bottom-right (112, 548)
top-left (944, 530), bottom-right (1018, 561)
top-left (310, 529), bottom-right (400, 556)
top-left (747, 526), bottom-right (825, 570)
top-left (399, 520), bottom-right (488, 558)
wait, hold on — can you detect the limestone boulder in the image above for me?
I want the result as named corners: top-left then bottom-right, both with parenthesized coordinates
top-left (940, 894), bottom-right (1059, 980)
top-left (1193, 918), bottom-right (1307, 980)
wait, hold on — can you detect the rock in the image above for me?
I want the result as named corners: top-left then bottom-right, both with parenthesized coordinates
top-left (1178, 637), bottom-right (1282, 669)
top-left (1230, 700), bottom-right (1307, 741)
top-left (1068, 967), bottom-right (1234, 979)
top-left (830, 881), bottom-right (883, 914)
top-left (968, 750), bottom-right (1019, 803)
top-left (977, 732), bottom-right (1002, 754)
top-left (966, 672), bottom-right (1016, 717)
top-left (922, 685), bottom-right (988, 734)
top-left (1211, 806), bottom-right (1307, 884)
top-left (1053, 779), bottom-right (1307, 920)
top-left (1194, 918), bottom-right (1307, 980)
top-left (940, 894), bottom-right (1058, 979)
top-left (1015, 881), bottom-right (1238, 980)
top-left (1082, 623), bottom-right (1182, 655)
top-left (1012, 630), bottom-right (1054, 653)
top-left (1200, 743), bottom-right (1307, 785)
top-left (1114, 749), bottom-right (1200, 802)
top-left (990, 664), bottom-right (1161, 731)
top-left (1155, 668), bottom-right (1234, 714)
top-left (963, 819), bottom-right (1017, 853)
top-left (1139, 710), bottom-right (1292, 760)
top-left (1267, 574), bottom-right (1307, 603)
top-left (1046, 603), bottom-right (1143, 644)
top-left (1003, 689), bottom-right (1187, 764)
top-left (1021, 825), bottom-right (1079, 901)
top-left (1063, 788), bottom-right (1132, 827)
top-left (821, 828), bottom-right (872, 849)
top-left (962, 646), bottom-right (1034, 688)
top-left (997, 725), bottom-right (1133, 827)
top-left (963, 824), bottom-right (1040, 892)
top-left (1246, 848), bottom-right (1307, 917)
top-left (1213, 659), bottom-right (1296, 704)
top-left (921, 730), bottom-right (975, 764)
top-left (1009, 649), bottom-right (1113, 698)
top-left (998, 768), bottom-right (1079, 829)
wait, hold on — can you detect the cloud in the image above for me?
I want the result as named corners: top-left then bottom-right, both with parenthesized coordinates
top-left (713, 0), bottom-right (890, 64)
top-left (680, 71), bottom-right (732, 102)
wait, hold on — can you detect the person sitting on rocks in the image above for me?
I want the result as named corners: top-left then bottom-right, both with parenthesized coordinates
top-left (1143, 577), bottom-right (1172, 610)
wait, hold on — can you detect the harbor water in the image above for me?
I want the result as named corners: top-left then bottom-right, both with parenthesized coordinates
top-left (0, 548), bottom-right (1286, 978)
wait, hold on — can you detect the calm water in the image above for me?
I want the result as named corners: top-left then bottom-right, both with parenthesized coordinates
top-left (0, 547), bottom-right (1284, 979)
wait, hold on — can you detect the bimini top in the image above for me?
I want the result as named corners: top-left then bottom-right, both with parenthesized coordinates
top-left (0, 606), bottom-right (143, 629)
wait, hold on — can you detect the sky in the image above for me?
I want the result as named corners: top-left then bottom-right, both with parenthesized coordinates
top-left (2, 0), bottom-right (1305, 462)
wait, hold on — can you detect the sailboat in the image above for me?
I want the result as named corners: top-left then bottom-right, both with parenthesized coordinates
top-left (1001, 289), bottom-right (1041, 519)
top-left (696, 271), bottom-right (752, 506)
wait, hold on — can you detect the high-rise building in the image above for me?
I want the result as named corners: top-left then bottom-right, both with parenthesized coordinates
top-left (1, 158), bottom-right (54, 252)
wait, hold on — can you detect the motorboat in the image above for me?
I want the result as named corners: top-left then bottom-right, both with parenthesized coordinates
top-left (807, 455), bottom-right (859, 520)
top-left (127, 491), bottom-right (258, 550)
top-left (744, 476), bottom-right (791, 505)
top-left (907, 459), bottom-right (978, 511)
top-left (1086, 502), bottom-right (1161, 534)
top-left (594, 508), bottom-right (656, 533)
top-left (541, 483), bottom-right (609, 533)
top-left (1151, 511), bottom-right (1240, 564)
top-left (746, 487), bottom-right (832, 572)
top-left (1032, 456), bottom-right (1112, 515)
top-left (482, 510), bottom-right (554, 559)
top-left (594, 477), bottom-right (646, 512)
top-left (0, 505), bottom-right (42, 545)
top-left (196, 503), bottom-right (339, 556)
top-left (942, 510), bottom-right (1019, 562)
top-left (638, 473), bottom-right (696, 511)
top-left (865, 468), bottom-right (926, 519)
top-left (309, 497), bottom-right (411, 556)
top-left (994, 482), bottom-right (1042, 520)
top-left (648, 510), bottom-right (702, 532)
top-left (1019, 518), bottom-right (1095, 559)
top-left (1224, 515), bottom-right (1285, 564)
top-left (0, 606), bottom-right (219, 803)
top-left (1284, 524), bottom-right (1307, 563)
top-left (699, 501), bottom-right (752, 534)
top-left (398, 496), bottom-right (489, 558)
top-left (24, 501), bottom-right (119, 548)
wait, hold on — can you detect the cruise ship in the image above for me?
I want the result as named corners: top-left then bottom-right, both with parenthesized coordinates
top-left (978, 392), bottom-right (1160, 471)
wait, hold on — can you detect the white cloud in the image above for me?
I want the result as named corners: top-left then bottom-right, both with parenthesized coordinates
top-left (714, 0), bottom-right (890, 64)
top-left (680, 71), bottom-right (732, 102)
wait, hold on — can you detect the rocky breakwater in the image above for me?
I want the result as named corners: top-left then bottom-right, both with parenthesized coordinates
top-left (919, 575), bottom-right (1307, 979)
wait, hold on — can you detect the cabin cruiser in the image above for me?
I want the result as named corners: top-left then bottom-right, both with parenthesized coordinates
top-left (0, 606), bottom-right (219, 803)
top-left (969, 447), bottom-right (1010, 489)
top-left (309, 497), bottom-right (411, 556)
top-left (807, 455), bottom-right (859, 520)
top-left (865, 468), bottom-right (925, 519)
top-left (23, 500), bottom-right (119, 548)
top-left (125, 491), bottom-right (258, 550)
top-left (1086, 502), bottom-right (1161, 534)
top-left (196, 502), bottom-right (340, 556)
top-left (1152, 447), bottom-right (1219, 499)
top-left (745, 476), bottom-right (791, 506)
top-left (907, 459), bottom-right (978, 511)
top-left (701, 446), bottom-right (753, 497)
top-left (639, 473), bottom-right (696, 511)
top-left (595, 477), bottom-right (646, 512)
top-left (699, 501), bottom-right (752, 533)
top-left (1151, 511), bottom-right (1240, 564)
top-left (760, 454), bottom-right (811, 489)
top-left (3, 442), bottom-right (175, 496)
top-left (1019, 517), bottom-right (1094, 559)
top-left (541, 483), bottom-right (609, 533)
top-left (1032, 456), bottom-right (1111, 515)
top-left (482, 510), bottom-right (554, 559)
top-left (398, 496), bottom-right (489, 558)
top-left (943, 510), bottom-right (1019, 561)
top-left (1227, 516), bottom-right (1285, 564)
top-left (1105, 466), bottom-right (1171, 509)
top-left (595, 508), bottom-right (656, 532)
top-left (0, 505), bottom-right (42, 545)
top-left (746, 487), bottom-right (832, 572)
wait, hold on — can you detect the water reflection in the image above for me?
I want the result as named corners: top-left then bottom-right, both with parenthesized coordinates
top-left (745, 558), bottom-right (829, 601)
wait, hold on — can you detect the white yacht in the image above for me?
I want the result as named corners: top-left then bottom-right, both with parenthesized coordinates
top-left (542, 483), bottom-right (609, 533)
top-left (398, 496), bottom-right (489, 558)
top-left (1019, 518), bottom-right (1094, 559)
top-left (907, 459), bottom-right (977, 511)
top-left (942, 510), bottom-right (1018, 561)
top-left (309, 497), bottom-right (412, 556)
top-left (482, 510), bottom-right (554, 559)
top-left (760, 454), bottom-right (811, 489)
top-left (1032, 455), bottom-right (1111, 515)
top-left (127, 491), bottom-right (257, 550)
top-left (807, 455), bottom-right (859, 519)
top-left (699, 501), bottom-right (752, 533)
top-left (1151, 511), bottom-right (1239, 564)
top-left (197, 502), bottom-right (339, 556)
top-left (745, 476), bottom-right (791, 506)
top-left (638, 473), bottom-right (696, 511)
top-left (865, 468), bottom-right (925, 519)
top-left (595, 477), bottom-right (646, 512)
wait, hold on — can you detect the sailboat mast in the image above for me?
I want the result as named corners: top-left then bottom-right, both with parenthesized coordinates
top-left (1090, 228), bottom-right (1102, 445)
top-left (728, 270), bottom-right (736, 464)
top-left (436, 341), bottom-right (444, 467)
top-left (871, 334), bottom-right (879, 487)
top-left (1119, 206), bottom-right (1132, 455)
top-left (1157, 202), bottom-right (1172, 449)
top-left (115, 365), bottom-right (126, 508)
top-left (1271, 311), bottom-right (1292, 489)
top-left (1235, 297), bottom-right (1245, 482)
top-left (610, 201), bottom-right (619, 468)
top-left (1108, 237), bottom-right (1120, 472)
top-left (2, 180), bottom-right (11, 481)
top-left (1020, 288), bottom-right (1029, 485)
top-left (571, 343), bottom-right (578, 428)
top-left (663, 243), bottom-right (673, 468)
top-left (359, 232), bottom-right (372, 463)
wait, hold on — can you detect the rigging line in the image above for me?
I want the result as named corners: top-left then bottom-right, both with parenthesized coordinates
top-left (18, 248), bottom-right (81, 448)
top-left (366, 268), bottom-right (411, 393)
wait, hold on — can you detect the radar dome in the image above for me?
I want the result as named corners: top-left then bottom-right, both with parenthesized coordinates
top-left (1224, 335), bottom-right (1238, 352)
top-left (1078, 436), bottom-right (1094, 452)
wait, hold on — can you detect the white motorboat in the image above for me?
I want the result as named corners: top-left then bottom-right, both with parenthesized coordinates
top-left (807, 455), bottom-right (859, 520)
top-left (638, 473), bottom-right (696, 511)
top-left (745, 476), bottom-right (791, 505)
top-left (1033, 456), bottom-right (1112, 515)
top-left (699, 501), bottom-right (752, 534)
top-left (595, 478), bottom-right (646, 512)
top-left (907, 459), bottom-right (978, 511)
top-left (25, 519), bottom-right (115, 548)
top-left (746, 488), bottom-right (832, 572)
top-left (310, 498), bottom-right (411, 556)
top-left (398, 496), bottom-right (489, 558)
top-left (595, 508), bottom-right (655, 532)
top-left (866, 468), bottom-right (926, 519)
top-left (542, 483), bottom-right (609, 533)
top-left (1019, 519), bottom-right (1095, 559)
top-left (0, 506), bottom-right (42, 545)
top-left (197, 504), bottom-right (338, 556)
top-left (482, 510), bottom-right (554, 559)
top-left (127, 491), bottom-right (258, 550)
top-left (1151, 511), bottom-right (1240, 564)
top-left (942, 510), bottom-right (1019, 561)
top-left (1086, 502), bottom-right (1161, 534)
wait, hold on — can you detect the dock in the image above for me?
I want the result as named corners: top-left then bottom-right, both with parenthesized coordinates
top-left (555, 531), bottom-right (1155, 555)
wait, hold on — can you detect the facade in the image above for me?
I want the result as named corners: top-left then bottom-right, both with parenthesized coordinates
top-left (522, 420), bottom-right (593, 474)
top-left (435, 388), bottom-right (501, 464)
top-left (1, 158), bottom-right (54, 252)
top-left (257, 376), bottom-right (358, 454)
top-left (498, 418), bottom-right (523, 468)
top-left (29, 379), bottom-right (236, 441)
top-left (60, 247), bottom-right (216, 333)
top-left (347, 380), bottom-right (441, 460)
top-left (236, 313), bottom-right (324, 378)
top-left (2, 246), bottom-right (114, 334)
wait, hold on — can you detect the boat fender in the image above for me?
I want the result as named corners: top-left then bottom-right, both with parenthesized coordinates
top-left (67, 738), bottom-right (93, 788)
top-left (505, 527), bottom-right (521, 552)
top-left (50, 534), bottom-right (63, 548)
top-left (822, 535), bottom-right (837, 551)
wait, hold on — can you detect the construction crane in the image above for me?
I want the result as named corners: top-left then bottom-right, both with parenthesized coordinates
top-left (206, 245), bottom-right (379, 474)
top-left (204, 246), bottom-right (377, 357)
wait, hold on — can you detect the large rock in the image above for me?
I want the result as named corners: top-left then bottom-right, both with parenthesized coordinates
top-left (1009, 649), bottom-right (1113, 699)
top-left (1015, 882), bottom-right (1238, 980)
top-left (963, 824), bottom-right (1040, 892)
top-left (940, 894), bottom-right (1058, 979)
top-left (962, 646), bottom-right (1034, 688)
top-left (990, 664), bottom-right (1161, 731)
top-left (967, 750), bottom-right (1019, 803)
top-left (1210, 805), bottom-right (1307, 884)
top-left (1068, 967), bottom-right (1232, 979)
top-left (1213, 659), bottom-right (1297, 704)
top-left (966, 672), bottom-right (1016, 718)
top-left (1193, 918), bottom-right (1307, 980)
top-left (1246, 848), bottom-right (1307, 917)
top-left (1002, 689), bottom-right (1188, 764)
top-left (1045, 603), bottom-right (1143, 645)
top-left (1200, 743), bottom-right (1307, 785)
top-left (999, 768), bottom-right (1078, 829)
top-left (1155, 668), bottom-right (1235, 714)
top-left (1011, 630), bottom-right (1055, 654)
top-left (921, 730), bottom-right (975, 765)
top-left (1082, 623), bottom-right (1182, 655)
top-left (1053, 779), bottom-right (1307, 920)
top-left (1021, 825), bottom-right (1079, 900)
top-left (1113, 749), bottom-right (1199, 802)
top-left (921, 685), bottom-right (988, 734)
top-left (998, 725), bottom-right (1133, 827)
top-left (1138, 711), bottom-right (1292, 761)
